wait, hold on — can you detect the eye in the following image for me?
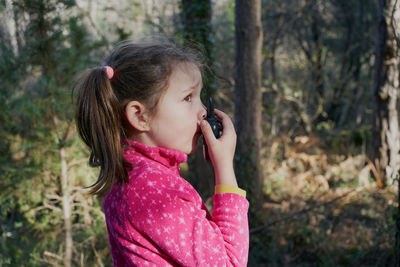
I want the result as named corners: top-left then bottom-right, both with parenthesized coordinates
top-left (184, 94), bottom-right (192, 102)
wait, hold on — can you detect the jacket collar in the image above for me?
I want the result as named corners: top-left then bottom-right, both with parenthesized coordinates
top-left (122, 139), bottom-right (187, 170)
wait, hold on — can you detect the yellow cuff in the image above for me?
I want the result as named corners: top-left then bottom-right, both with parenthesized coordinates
top-left (215, 184), bottom-right (246, 198)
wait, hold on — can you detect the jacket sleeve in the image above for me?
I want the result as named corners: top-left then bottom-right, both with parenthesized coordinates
top-left (127, 173), bottom-right (250, 267)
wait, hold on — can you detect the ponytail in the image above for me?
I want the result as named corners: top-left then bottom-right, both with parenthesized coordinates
top-left (75, 67), bottom-right (131, 198)
top-left (74, 41), bottom-right (204, 197)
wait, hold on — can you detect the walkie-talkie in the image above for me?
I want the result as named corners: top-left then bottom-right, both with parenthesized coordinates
top-left (203, 97), bottom-right (223, 161)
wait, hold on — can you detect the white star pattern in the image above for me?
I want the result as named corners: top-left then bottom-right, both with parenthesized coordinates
top-left (103, 140), bottom-right (249, 266)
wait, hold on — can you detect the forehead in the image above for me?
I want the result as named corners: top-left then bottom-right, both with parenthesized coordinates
top-left (153, 62), bottom-right (202, 114)
top-left (150, 62), bottom-right (201, 117)
top-left (167, 63), bottom-right (202, 92)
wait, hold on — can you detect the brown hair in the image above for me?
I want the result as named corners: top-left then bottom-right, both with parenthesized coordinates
top-left (74, 41), bottom-right (203, 198)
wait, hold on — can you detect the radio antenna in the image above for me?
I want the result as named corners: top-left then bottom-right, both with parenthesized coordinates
top-left (207, 97), bottom-right (214, 118)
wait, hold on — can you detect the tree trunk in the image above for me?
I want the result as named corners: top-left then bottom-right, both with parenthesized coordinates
top-left (372, 0), bottom-right (400, 188)
top-left (311, 12), bottom-right (324, 100)
top-left (234, 0), bottom-right (263, 214)
top-left (5, 0), bottom-right (19, 55)
top-left (180, 0), bottom-right (216, 94)
top-left (309, 10), bottom-right (325, 130)
top-left (396, 168), bottom-right (400, 266)
top-left (60, 146), bottom-right (72, 267)
top-left (338, 53), bottom-right (361, 126)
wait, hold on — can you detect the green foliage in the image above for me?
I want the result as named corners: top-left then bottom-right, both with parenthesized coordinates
top-left (179, 0), bottom-right (218, 97)
top-left (261, 0), bottom-right (376, 132)
top-left (249, 190), bottom-right (396, 266)
top-left (0, 0), bottom-right (109, 265)
top-left (0, 0), bottom-right (397, 265)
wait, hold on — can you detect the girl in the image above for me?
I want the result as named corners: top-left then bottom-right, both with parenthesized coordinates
top-left (75, 41), bottom-right (249, 266)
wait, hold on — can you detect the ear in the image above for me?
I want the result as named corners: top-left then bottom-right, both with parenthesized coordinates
top-left (125, 100), bottom-right (150, 131)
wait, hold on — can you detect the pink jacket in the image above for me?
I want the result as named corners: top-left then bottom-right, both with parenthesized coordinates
top-left (103, 140), bottom-right (249, 266)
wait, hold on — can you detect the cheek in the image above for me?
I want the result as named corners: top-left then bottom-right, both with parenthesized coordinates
top-left (153, 104), bottom-right (198, 138)
top-left (156, 110), bottom-right (190, 136)
top-left (169, 104), bottom-right (196, 124)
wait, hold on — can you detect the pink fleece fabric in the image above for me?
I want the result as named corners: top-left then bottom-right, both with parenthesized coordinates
top-left (103, 140), bottom-right (249, 266)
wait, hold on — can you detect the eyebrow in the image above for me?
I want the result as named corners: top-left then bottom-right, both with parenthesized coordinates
top-left (182, 80), bottom-right (202, 93)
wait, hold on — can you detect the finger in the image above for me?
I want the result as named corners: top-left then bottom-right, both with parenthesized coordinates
top-left (203, 141), bottom-right (210, 162)
top-left (199, 120), bottom-right (216, 146)
top-left (214, 109), bottom-right (235, 134)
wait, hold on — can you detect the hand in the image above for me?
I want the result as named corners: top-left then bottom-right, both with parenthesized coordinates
top-left (200, 109), bottom-right (238, 187)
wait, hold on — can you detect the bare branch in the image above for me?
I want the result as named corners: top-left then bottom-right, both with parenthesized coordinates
top-left (30, 202), bottom-right (62, 214)
top-left (250, 186), bottom-right (368, 234)
top-left (44, 251), bottom-right (63, 261)
top-left (92, 239), bottom-right (105, 267)
top-left (67, 158), bottom-right (88, 170)
top-left (72, 223), bottom-right (89, 229)
top-left (72, 202), bottom-right (105, 219)
top-left (31, 254), bottom-right (59, 266)
top-left (391, 0), bottom-right (400, 48)
top-left (72, 210), bottom-right (90, 217)
top-left (43, 201), bottom-right (63, 213)
top-left (45, 193), bottom-right (62, 201)
top-left (70, 187), bottom-right (90, 200)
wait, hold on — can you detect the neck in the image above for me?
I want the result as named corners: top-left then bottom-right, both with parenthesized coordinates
top-left (129, 131), bottom-right (158, 148)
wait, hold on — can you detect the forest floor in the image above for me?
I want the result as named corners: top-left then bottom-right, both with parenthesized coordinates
top-left (247, 135), bottom-right (398, 266)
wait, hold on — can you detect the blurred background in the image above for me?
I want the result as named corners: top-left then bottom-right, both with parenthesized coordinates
top-left (0, 0), bottom-right (399, 266)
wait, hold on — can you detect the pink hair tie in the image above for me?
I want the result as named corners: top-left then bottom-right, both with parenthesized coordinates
top-left (104, 66), bottom-right (114, 79)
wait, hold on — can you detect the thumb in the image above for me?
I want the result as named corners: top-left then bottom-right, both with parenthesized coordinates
top-left (199, 120), bottom-right (216, 146)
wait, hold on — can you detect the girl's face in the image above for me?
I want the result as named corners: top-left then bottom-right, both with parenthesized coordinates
top-left (146, 63), bottom-right (206, 154)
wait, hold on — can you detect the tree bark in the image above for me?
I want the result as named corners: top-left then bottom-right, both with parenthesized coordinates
top-left (396, 167), bottom-right (400, 266)
top-left (180, 0), bottom-right (215, 93)
top-left (60, 146), bottom-right (72, 267)
top-left (5, 0), bottom-right (19, 55)
top-left (372, 0), bottom-right (400, 188)
top-left (234, 0), bottom-right (263, 213)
